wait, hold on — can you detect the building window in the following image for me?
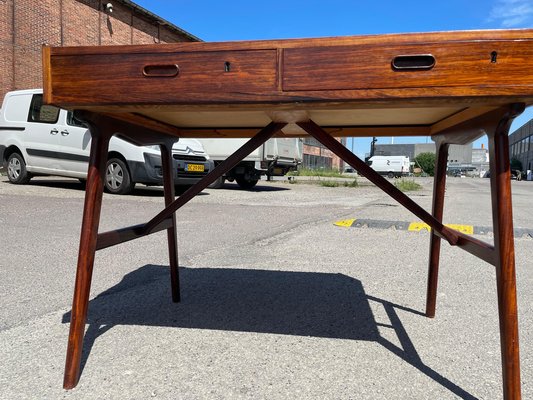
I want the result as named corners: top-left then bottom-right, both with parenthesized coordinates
top-left (303, 137), bottom-right (327, 149)
top-left (303, 154), bottom-right (333, 169)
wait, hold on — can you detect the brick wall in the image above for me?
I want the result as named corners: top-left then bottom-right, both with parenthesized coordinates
top-left (0, 0), bottom-right (14, 95)
top-left (100, 1), bottom-right (131, 45)
top-left (132, 15), bottom-right (158, 44)
top-left (0, 0), bottom-right (196, 100)
top-left (303, 143), bottom-right (343, 170)
top-left (64, 0), bottom-right (100, 46)
top-left (12, 0), bottom-right (61, 93)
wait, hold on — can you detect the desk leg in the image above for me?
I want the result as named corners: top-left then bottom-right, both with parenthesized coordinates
top-left (64, 130), bottom-right (110, 389)
top-left (425, 142), bottom-right (449, 318)
top-left (161, 143), bottom-right (180, 302)
top-left (489, 127), bottom-right (521, 400)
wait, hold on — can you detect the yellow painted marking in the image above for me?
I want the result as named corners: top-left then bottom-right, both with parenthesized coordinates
top-left (408, 222), bottom-right (431, 232)
top-left (445, 224), bottom-right (474, 235)
top-left (408, 222), bottom-right (473, 234)
top-left (336, 219), bottom-right (474, 235)
top-left (334, 219), bottom-right (356, 227)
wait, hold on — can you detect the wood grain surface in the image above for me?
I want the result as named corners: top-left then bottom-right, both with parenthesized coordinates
top-left (43, 29), bottom-right (533, 137)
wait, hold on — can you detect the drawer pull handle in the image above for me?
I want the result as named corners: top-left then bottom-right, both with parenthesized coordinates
top-left (392, 55), bottom-right (435, 71)
top-left (142, 64), bottom-right (180, 77)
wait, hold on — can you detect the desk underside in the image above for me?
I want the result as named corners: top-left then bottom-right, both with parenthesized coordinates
top-left (43, 29), bottom-right (533, 139)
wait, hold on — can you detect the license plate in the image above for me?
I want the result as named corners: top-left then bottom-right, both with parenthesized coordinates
top-left (185, 163), bottom-right (204, 172)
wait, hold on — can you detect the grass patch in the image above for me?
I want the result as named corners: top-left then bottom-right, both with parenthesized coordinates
top-left (394, 179), bottom-right (422, 192)
top-left (343, 179), bottom-right (359, 187)
top-left (319, 180), bottom-right (340, 187)
top-left (289, 168), bottom-right (344, 178)
top-left (318, 179), bottom-right (358, 188)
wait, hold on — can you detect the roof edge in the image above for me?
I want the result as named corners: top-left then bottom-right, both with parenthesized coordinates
top-left (115, 0), bottom-right (202, 42)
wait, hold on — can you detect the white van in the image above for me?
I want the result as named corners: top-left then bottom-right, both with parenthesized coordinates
top-left (0, 89), bottom-right (213, 194)
top-left (367, 155), bottom-right (410, 178)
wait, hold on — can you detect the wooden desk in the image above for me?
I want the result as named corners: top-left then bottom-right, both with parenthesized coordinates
top-left (43, 29), bottom-right (533, 398)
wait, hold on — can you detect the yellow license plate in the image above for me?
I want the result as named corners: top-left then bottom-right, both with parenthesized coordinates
top-left (186, 163), bottom-right (204, 172)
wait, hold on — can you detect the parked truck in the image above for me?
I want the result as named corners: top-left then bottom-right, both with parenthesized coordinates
top-left (0, 89), bottom-right (213, 194)
top-left (196, 138), bottom-right (303, 189)
top-left (367, 155), bottom-right (410, 178)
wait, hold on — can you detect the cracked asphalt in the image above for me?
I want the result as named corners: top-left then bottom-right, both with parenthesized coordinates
top-left (0, 176), bottom-right (532, 399)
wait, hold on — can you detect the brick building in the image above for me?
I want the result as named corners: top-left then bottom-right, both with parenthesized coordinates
top-left (0, 0), bottom-right (200, 100)
top-left (302, 137), bottom-right (346, 170)
top-left (1, 1), bottom-right (345, 170)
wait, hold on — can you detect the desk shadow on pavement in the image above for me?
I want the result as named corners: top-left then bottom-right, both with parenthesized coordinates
top-left (62, 265), bottom-right (476, 399)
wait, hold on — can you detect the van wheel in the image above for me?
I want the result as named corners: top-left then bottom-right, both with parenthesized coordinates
top-left (236, 176), bottom-right (258, 189)
top-left (387, 172), bottom-right (394, 178)
top-left (105, 158), bottom-right (134, 195)
top-left (7, 153), bottom-right (31, 184)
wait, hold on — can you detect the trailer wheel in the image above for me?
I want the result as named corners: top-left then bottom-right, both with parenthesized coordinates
top-left (236, 176), bottom-right (258, 189)
top-left (208, 176), bottom-right (225, 189)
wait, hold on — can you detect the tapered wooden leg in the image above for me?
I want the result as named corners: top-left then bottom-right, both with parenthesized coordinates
top-left (64, 130), bottom-right (110, 389)
top-left (425, 142), bottom-right (449, 318)
top-left (160, 142), bottom-right (180, 302)
top-left (489, 125), bottom-right (521, 400)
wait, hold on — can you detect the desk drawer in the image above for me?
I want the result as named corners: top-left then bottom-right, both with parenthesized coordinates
top-left (282, 41), bottom-right (533, 91)
top-left (50, 50), bottom-right (278, 104)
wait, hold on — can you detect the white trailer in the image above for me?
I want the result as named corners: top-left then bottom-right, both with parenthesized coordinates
top-left (196, 137), bottom-right (303, 189)
top-left (367, 155), bottom-right (410, 178)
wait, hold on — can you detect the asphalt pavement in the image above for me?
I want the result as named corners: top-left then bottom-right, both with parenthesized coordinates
top-left (0, 176), bottom-right (532, 399)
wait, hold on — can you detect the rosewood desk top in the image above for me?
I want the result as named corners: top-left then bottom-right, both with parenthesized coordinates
top-left (43, 29), bottom-right (533, 142)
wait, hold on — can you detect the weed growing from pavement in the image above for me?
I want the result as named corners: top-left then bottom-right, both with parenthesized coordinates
top-left (289, 168), bottom-right (347, 178)
top-left (284, 176), bottom-right (359, 187)
top-left (343, 179), bottom-right (359, 187)
top-left (319, 180), bottom-right (340, 187)
top-left (318, 179), bottom-right (359, 188)
top-left (394, 178), bottom-right (422, 192)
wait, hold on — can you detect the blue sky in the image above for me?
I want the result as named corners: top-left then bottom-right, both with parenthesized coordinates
top-left (134, 0), bottom-right (532, 157)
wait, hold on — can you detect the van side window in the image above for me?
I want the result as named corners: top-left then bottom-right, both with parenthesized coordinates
top-left (66, 111), bottom-right (89, 128)
top-left (27, 94), bottom-right (60, 123)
